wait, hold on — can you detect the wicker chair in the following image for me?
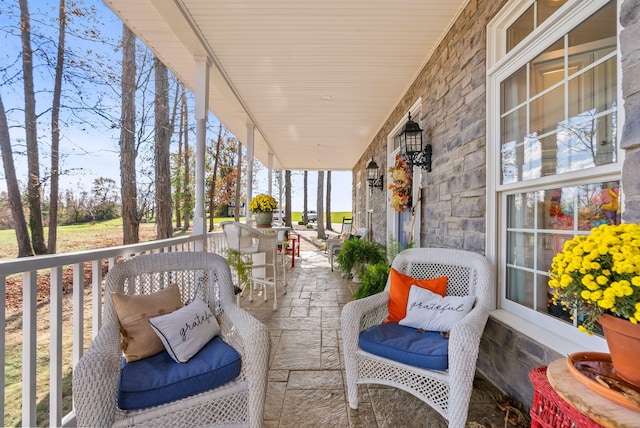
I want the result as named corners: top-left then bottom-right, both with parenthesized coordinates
top-left (341, 248), bottom-right (494, 427)
top-left (72, 252), bottom-right (270, 427)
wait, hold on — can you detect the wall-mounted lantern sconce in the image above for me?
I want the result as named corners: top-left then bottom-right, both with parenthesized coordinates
top-left (365, 157), bottom-right (384, 191)
top-left (399, 112), bottom-right (431, 172)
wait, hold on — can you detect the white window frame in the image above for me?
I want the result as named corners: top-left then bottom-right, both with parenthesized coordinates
top-left (486, 0), bottom-right (622, 354)
top-left (387, 99), bottom-right (422, 248)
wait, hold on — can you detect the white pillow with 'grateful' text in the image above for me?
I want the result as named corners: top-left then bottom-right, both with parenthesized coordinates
top-left (399, 285), bottom-right (475, 332)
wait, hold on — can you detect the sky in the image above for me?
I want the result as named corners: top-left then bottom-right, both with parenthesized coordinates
top-left (0, 0), bottom-right (353, 213)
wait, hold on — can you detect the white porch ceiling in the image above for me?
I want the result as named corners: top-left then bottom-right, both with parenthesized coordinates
top-left (103, 0), bottom-right (467, 171)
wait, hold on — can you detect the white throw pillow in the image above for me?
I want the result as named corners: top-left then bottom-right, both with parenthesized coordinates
top-left (149, 298), bottom-right (220, 363)
top-left (399, 285), bottom-right (475, 332)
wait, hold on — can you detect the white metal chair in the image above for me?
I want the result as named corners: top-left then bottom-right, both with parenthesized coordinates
top-left (222, 221), bottom-right (286, 310)
top-left (341, 248), bottom-right (494, 427)
top-left (72, 252), bottom-right (270, 427)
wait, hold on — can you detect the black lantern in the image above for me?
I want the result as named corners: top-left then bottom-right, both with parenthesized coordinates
top-left (365, 157), bottom-right (384, 191)
top-left (399, 112), bottom-right (431, 172)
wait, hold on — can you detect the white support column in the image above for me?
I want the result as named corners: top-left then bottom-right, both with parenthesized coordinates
top-left (194, 56), bottom-right (210, 249)
top-left (277, 170), bottom-right (283, 215)
top-left (246, 124), bottom-right (255, 220)
top-left (267, 152), bottom-right (273, 195)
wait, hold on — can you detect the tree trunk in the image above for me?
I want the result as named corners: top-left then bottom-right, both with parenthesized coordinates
top-left (316, 171), bottom-right (325, 239)
top-left (285, 170), bottom-right (292, 227)
top-left (326, 170), bottom-right (332, 231)
top-left (154, 57), bottom-right (172, 239)
top-left (182, 89), bottom-right (191, 231)
top-left (47, 0), bottom-right (67, 254)
top-left (175, 86), bottom-right (185, 230)
top-left (0, 95), bottom-right (33, 257)
top-left (234, 142), bottom-right (242, 221)
top-left (120, 24), bottom-right (139, 244)
top-left (303, 170), bottom-right (308, 224)
top-left (19, 0), bottom-right (46, 254)
top-left (208, 123), bottom-right (223, 231)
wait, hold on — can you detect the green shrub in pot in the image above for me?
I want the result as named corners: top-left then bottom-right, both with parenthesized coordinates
top-left (354, 261), bottom-right (390, 299)
top-left (335, 238), bottom-right (386, 281)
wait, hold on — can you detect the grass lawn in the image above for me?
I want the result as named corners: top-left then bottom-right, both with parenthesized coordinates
top-left (0, 212), bottom-right (353, 260)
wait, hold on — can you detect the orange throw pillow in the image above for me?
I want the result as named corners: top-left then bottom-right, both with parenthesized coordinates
top-left (385, 268), bottom-right (447, 323)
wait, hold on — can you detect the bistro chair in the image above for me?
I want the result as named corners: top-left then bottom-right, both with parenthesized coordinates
top-left (72, 252), bottom-right (270, 427)
top-left (341, 248), bottom-right (494, 427)
top-left (221, 221), bottom-right (286, 310)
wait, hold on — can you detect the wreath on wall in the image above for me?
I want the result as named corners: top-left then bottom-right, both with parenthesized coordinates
top-left (388, 154), bottom-right (412, 212)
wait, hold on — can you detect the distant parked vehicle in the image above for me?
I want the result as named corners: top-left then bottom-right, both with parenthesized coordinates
top-left (308, 210), bottom-right (317, 222)
top-left (273, 210), bottom-right (286, 221)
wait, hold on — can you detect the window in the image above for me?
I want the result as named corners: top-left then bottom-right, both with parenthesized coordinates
top-left (488, 0), bottom-right (620, 351)
top-left (506, 0), bottom-right (568, 52)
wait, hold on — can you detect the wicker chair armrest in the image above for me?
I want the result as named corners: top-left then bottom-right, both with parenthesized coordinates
top-left (449, 304), bottom-right (489, 360)
top-left (341, 291), bottom-right (389, 330)
top-left (221, 304), bottom-right (269, 425)
top-left (447, 304), bottom-right (490, 412)
top-left (341, 291), bottom-right (389, 355)
top-left (73, 322), bottom-right (123, 427)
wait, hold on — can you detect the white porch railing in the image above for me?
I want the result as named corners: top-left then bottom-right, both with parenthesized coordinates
top-left (0, 231), bottom-right (227, 428)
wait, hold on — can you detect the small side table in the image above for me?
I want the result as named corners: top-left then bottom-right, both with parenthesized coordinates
top-left (529, 366), bottom-right (602, 427)
top-left (546, 358), bottom-right (640, 428)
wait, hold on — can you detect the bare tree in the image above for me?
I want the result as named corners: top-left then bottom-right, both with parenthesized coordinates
top-left (119, 24), bottom-right (139, 244)
top-left (234, 142), bottom-right (242, 221)
top-left (325, 170), bottom-right (332, 231)
top-left (154, 57), bottom-right (172, 239)
top-left (182, 88), bottom-right (191, 231)
top-left (47, 0), bottom-right (67, 254)
top-left (0, 94), bottom-right (33, 257)
top-left (316, 170), bottom-right (325, 239)
top-left (19, 0), bottom-right (46, 254)
top-left (174, 85), bottom-right (185, 230)
top-left (208, 123), bottom-right (223, 231)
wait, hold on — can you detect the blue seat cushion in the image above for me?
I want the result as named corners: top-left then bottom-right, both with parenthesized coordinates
top-left (358, 322), bottom-right (449, 371)
top-left (118, 336), bottom-right (242, 410)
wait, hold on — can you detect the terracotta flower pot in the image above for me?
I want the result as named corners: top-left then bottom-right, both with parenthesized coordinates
top-left (598, 313), bottom-right (640, 387)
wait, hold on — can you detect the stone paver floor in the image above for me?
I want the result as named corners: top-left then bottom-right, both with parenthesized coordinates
top-left (236, 228), bottom-right (525, 427)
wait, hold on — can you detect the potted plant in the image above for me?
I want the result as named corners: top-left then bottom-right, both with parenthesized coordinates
top-left (353, 261), bottom-right (390, 299)
top-left (249, 194), bottom-right (278, 228)
top-left (352, 238), bottom-right (411, 299)
top-left (548, 223), bottom-right (640, 386)
top-left (224, 248), bottom-right (252, 295)
top-left (335, 238), bottom-right (386, 282)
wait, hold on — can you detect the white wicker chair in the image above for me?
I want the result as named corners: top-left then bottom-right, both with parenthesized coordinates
top-left (72, 252), bottom-right (270, 427)
top-left (341, 248), bottom-right (494, 427)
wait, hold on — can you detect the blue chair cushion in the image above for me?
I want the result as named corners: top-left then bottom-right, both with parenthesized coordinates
top-left (358, 322), bottom-right (449, 371)
top-left (118, 336), bottom-right (242, 410)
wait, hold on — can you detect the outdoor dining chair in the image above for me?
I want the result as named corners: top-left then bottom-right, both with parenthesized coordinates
top-left (221, 221), bottom-right (287, 310)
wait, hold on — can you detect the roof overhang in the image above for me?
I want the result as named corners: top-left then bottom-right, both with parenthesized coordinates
top-left (102, 0), bottom-right (467, 171)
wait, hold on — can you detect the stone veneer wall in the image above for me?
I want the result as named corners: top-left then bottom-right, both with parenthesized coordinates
top-left (621, 0), bottom-right (640, 224)
top-left (354, 0), bottom-right (640, 410)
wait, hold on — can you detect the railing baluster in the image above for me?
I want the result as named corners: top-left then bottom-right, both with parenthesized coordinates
top-left (92, 259), bottom-right (102, 338)
top-left (72, 263), bottom-right (84, 368)
top-left (0, 275), bottom-right (5, 428)
top-left (22, 270), bottom-right (37, 427)
top-left (50, 266), bottom-right (63, 427)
